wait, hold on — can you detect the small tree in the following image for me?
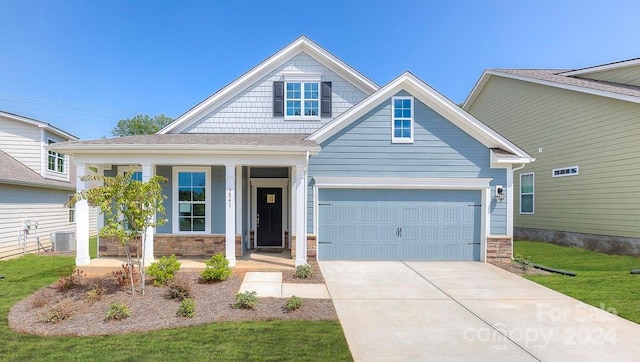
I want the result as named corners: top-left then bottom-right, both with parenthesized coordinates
top-left (112, 114), bottom-right (173, 137)
top-left (71, 170), bottom-right (166, 295)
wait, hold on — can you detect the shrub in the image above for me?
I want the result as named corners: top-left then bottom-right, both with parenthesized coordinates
top-left (55, 269), bottom-right (85, 291)
top-left (200, 253), bottom-right (231, 283)
top-left (42, 300), bottom-right (73, 324)
top-left (112, 264), bottom-right (139, 288)
top-left (106, 302), bottom-right (131, 321)
top-left (233, 291), bottom-right (257, 309)
top-left (285, 295), bottom-right (303, 311)
top-left (165, 275), bottom-right (191, 301)
top-left (177, 298), bottom-right (196, 318)
top-left (86, 282), bottom-right (106, 302)
top-left (513, 254), bottom-right (533, 271)
top-left (147, 255), bottom-right (181, 286)
top-left (295, 264), bottom-right (312, 279)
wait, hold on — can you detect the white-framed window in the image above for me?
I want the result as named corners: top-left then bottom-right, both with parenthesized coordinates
top-left (391, 96), bottom-right (414, 143)
top-left (552, 166), bottom-right (579, 177)
top-left (285, 82), bottom-right (319, 118)
top-left (520, 172), bottom-right (534, 214)
top-left (172, 167), bottom-right (210, 233)
top-left (47, 139), bottom-right (67, 173)
top-left (117, 166), bottom-right (142, 181)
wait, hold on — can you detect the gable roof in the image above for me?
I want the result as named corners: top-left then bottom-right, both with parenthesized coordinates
top-left (558, 58), bottom-right (640, 77)
top-left (0, 110), bottom-right (78, 141)
top-left (308, 72), bottom-right (533, 161)
top-left (159, 36), bottom-right (380, 134)
top-left (463, 67), bottom-right (640, 109)
top-left (0, 150), bottom-right (74, 190)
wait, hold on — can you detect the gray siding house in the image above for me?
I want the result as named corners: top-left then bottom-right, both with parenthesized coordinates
top-left (463, 58), bottom-right (640, 255)
top-left (0, 111), bottom-right (97, 259)
top-left (52, 37), bottom-right (533, 267)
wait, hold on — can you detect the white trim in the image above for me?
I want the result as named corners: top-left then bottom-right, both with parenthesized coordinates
top-left (50, 143), bottom-right (320, 155)
top-left (172, 167), bottom-right (212, 234)
top-left (552, 166), bottom-right (579, 178)
top-left (505, 164), bottom-right (514, 236)
top-left (75, 163), bottom-right (90, 265)
top-left (225, 165), bottom-right (236, 266)
top-left (519, 172), bottom-right (535, 215)
top-left (250, 178), bottom-right (289, 248)
top-left (294, 166), bottom-right (307, 266)
top-left (391, 96), bottom-right (414, 144)
top-left (558, 58), bottom-right (640, 77)
top-left (490, 149), bottom-right (535, 165)
top-left (308, 72), bottom-right (533, 160)
top-left (71, 153), bottom-right (310, 168)
top-left (283, 72), bottom-right (322, 82)
top-left (159, 36), bottom-right (378, 134)
top-left (0, 110), bottom-right (78, 140)
top-left (284, 80), bottom-right (321, 121)
top-left (313, 176), bottom-right (493, 189)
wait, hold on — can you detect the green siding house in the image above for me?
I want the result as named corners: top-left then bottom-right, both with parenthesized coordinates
top-left (463, 58), bottom-right (640, 255)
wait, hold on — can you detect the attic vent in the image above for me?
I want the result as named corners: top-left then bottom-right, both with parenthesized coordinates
top-left (552, 166), bottom-right (579, 177)
top-left (51, 231), bottom-right (76, 252)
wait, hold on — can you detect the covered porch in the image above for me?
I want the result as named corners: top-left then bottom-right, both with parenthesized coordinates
top-left (52, 134), bottom-right (320, 268)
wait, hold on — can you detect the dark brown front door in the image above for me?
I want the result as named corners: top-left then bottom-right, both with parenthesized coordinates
top-left (257, 187), bottom-right (282, 247)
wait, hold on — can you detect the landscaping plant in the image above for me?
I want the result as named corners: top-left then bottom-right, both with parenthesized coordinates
top-left (177, 298), bottom-right (196, 318)
top-left (55, 269), bottom-right (85, 291)
top-left (165, 275), bottom-right (192, 301)
top-left (200, 253), bottom-right (231, 283)
top-left (295, 264), bottom-right (312, 279)
top-left (106, 302), bottom-right (131, 321)
top-left (70, 170), bottom-right (167, 295)
top-left (234, 291), bottom-right (258, 309)
top-left (285, 295), bottom-right (303, 311)
top-left (147, 255), bottom-right (181, 286)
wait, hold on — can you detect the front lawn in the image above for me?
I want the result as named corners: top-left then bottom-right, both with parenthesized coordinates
top-left (515, 240), bottom-right (640, 323)
top-left (0, 255), bottom-right (351, 361)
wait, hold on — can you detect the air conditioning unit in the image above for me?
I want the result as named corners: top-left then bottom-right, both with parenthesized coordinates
top-left (51, 231), bottom-right (76, 252)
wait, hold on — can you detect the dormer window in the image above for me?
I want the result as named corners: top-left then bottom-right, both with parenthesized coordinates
top-left (47, 140), bottom-right (67, 173)
top-left (273, 73), bottom-right (331, 119)
top-left (391, 96), bottom-right (414, 143)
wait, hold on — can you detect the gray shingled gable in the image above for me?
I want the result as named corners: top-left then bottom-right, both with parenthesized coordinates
top-left (0, 150), bottom-right (74, 190)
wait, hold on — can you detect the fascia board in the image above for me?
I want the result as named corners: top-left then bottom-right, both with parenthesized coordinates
top-left (0, 179), bottom-right (74, 191)
top-left (462, 71), bottom-right (492, 110)
top-left (559, 58), bottom-right (640, 76)
top-left (0, 111), bottom-right (78, 140)
top-left (48, 143), bottom-right (320, 155)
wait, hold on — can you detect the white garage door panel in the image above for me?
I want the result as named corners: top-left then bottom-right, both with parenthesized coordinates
top-left (318, 189), bottom-right (481, 260)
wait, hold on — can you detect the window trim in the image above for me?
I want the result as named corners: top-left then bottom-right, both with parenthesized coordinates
top-left (391, 96), bottom-right (414, 144)
top-left (283, 73), bottom-right (322, 121)
top-left (520, 172), bottom-right (534, 214)
top-left (172, 167), bottom-right (211, 234)
top-left (47, 139), bottom-right (67, 174)
top-left (68, 195), bottom-right (75, 223)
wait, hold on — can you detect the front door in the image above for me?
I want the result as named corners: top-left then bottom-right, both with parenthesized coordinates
top-left (257, 187), bottom-right (283, 247)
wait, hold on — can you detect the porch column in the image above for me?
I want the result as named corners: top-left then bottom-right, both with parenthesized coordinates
top-left (75, 163), bottom-right (90, 265)
top-left (294, 165), bottom-right (307, 266)
top-left (141, 163), bottom-right (155, 263)
top-left (225, 165), bottom-right (237, 266)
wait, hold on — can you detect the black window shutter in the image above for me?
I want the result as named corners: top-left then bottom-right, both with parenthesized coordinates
top-left (273, 81), bottom-right (284, 117)
top-left (321, 81), bottom-right (332, 117)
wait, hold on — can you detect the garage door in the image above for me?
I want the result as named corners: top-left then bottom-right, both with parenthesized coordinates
top-left (317, 189), bottom-right (481, 260)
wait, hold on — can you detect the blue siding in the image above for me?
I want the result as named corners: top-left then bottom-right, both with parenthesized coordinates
top-left (308, 91), bottom-right (507, 235)
top-left (156, 166), bottom-right (172, 233)
top-left (211, 166), bottom-right (226, 234)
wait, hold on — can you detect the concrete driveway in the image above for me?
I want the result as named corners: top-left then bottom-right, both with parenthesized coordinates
top-left (320, 261), bottom-right (640, 361)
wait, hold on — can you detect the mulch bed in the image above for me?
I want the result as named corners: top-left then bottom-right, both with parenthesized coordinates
top-left (492, 261), bottom-right (551, 276)
top-left (9, 266), bottom-right (336, 337)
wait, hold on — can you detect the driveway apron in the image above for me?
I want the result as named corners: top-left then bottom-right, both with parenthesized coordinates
top-left (320, 261), bottom-right (640, 362)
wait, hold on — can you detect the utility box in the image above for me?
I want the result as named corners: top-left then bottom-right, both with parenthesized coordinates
top-left (51, 231), bottom-right (76, 252)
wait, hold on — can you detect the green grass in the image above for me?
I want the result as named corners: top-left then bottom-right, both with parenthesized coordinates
top-left (0, 255), bottom-right (351, 361)
top-left (90, 236), bottom-right (97, 259)
top-left (515, 240), bottom-right (640, 323)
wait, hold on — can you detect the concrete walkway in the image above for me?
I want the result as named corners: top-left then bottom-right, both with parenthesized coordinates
top-left (238, 271), bottom-right (330, 299)
top-left (320, 261), bottom-right (640, 362)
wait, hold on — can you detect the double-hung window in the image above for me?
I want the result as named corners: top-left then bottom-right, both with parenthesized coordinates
top-left (286, 82), bottom-right (319, 118)
top-left (47, 140), bottom-right (66, 173)
top-left (520, 173), bottom-right (534, 214)
top-left (391, 96), bottom-right (414, 143)
top-left (173, 168), bottom-right (210, 233)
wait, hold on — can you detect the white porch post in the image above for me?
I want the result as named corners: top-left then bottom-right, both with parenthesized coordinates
top-left (141, 163), bottom-right (155, 263)
top-left (294, 165), bottom-right (307, 266)
top-left (225, 165), bottom-right (237, 266)
top-left (75, 163), bottom-right (90, 265)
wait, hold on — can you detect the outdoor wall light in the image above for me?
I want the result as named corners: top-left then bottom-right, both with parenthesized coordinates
top-left (495, 185), bottom-right (505, 201)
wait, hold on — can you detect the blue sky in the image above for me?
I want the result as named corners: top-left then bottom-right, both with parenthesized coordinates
top-left (0, 0), bottom-right (637, 139)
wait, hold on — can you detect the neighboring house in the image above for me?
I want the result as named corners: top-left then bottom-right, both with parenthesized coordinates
top-left (463, 58), bottom-right (640, 256)
top-left (51, 36), bottom-right (533, 267)
top-left (0, 111), bottom-right (97, 259)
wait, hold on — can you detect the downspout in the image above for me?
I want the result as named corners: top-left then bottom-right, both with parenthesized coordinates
top-left (512, 163), bottom-right (526, 173)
